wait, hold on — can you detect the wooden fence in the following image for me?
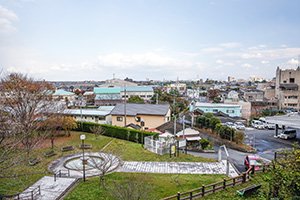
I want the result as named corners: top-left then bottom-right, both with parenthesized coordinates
top-left (2, 185), bottom-right (41, 200)
top-left (162, 165), bottom-right (269, 200)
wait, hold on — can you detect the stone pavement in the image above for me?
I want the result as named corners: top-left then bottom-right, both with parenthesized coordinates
top-left (118, 160), bottom-right (238, 177)
top-left (17, 176), bottom-right (77, 200)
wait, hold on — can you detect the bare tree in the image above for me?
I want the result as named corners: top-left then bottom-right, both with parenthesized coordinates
top-left (110, 176), bottom-right (154, 200)
top-left (0, 73), bottom-right (60, 159)
top-left (90, 125), bottom-right (105, 139)
top-left (88, 152), bottom-right (122, 188)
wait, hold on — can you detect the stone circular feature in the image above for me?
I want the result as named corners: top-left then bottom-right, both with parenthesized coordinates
top-left (49, 152), bottom-right (122, 178)
top-left (63, 156), bottom-right (104, 171)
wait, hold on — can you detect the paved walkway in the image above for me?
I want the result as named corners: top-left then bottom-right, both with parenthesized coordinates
top-left (17, 176), bottom-right (77, 200)
top-left (118, 160), bottom-right (238, 177)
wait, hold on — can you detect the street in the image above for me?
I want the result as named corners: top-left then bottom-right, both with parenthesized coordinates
top-left (188, 128), bottom-right (300, 173)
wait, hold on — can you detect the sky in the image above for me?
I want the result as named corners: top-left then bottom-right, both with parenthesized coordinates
top-left (0, 0), bottom-right (300, 81)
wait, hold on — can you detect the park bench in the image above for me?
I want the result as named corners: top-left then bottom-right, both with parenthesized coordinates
top-left (44, 150), bottom-right (56, 157)
top-left (61, 145), bottom-right (74, 152)
top-left (79, 144), bottom-right (92, 149)
top-left (28, 158), bottom-right (40, 166)
top-left (237, 184), bottom-right (261, 197)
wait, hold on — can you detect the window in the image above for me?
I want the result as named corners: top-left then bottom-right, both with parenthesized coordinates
top-left (226, 110), bottom-right (234, 113)
top-left (283, 80), bottom-right (287, 83)
top-left (212, 109), bottom-right (218, 112)
top-left (140, 95), bottom-right (145, 98)
top-left (290, 78), bottom-right (295, 83)
top-left (117, 117), bottom-right (123, 122)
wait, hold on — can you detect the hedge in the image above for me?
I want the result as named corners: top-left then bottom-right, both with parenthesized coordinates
top-left (196, 114), bottom-right (244, 144)
top-left (74, 122), bottom-right (158, 144)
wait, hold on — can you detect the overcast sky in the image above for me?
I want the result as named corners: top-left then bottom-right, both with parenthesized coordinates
top-left (0, 0), bottom-right (300, 81)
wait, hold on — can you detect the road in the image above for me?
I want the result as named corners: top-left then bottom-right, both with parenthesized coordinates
top-left (188, 128), bottom-right (300, 173)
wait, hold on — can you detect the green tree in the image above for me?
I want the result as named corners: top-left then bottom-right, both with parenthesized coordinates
top-left (128, 95), bottom-right (144, 104)
top-left (268, 147), bottom-right (300, 199)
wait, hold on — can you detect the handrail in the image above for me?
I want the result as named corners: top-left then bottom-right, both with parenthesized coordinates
top-left (2, 185), bottom-right (41, 200)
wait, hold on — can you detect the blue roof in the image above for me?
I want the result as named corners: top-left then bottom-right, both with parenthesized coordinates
top-left (53, 89), bottom-right (75, 96)
top-left (93, 87), bottom-right (121, 94)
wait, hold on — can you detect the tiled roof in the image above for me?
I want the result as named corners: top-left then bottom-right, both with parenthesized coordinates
top-left (111, 103), bottom-right (169, 116)
top-left (156, 120), bottom-right (184, 134)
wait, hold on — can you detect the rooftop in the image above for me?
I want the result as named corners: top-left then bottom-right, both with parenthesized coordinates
top-left (111, 103), bottom-right (170, 116)
top-left (53, 89), bottom-right (75, 96)
top-left (63, 107), bottom-right (113, 116)
top-left (194, 102), bottom-right (241, 108)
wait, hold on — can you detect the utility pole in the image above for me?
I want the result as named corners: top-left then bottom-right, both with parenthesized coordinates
top-left (124, 85), bottom-right (127, 127)
top-left (156, 93), bottom-right (158, 104)
top-left (182, 115), bottom-right (185, 139)
top-left (173, 96), bottom-right (176, 135)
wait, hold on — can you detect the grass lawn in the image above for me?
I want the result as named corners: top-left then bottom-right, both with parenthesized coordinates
top-left (65, 173), bottom-right (226, 200)
top-left (202, 173), bottom-right (271, 200)
top-left (0, 131), bottom-right (215, 195)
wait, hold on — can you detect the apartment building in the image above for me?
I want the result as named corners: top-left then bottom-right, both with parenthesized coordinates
top-left (275, 67), bottom-right (300, 110)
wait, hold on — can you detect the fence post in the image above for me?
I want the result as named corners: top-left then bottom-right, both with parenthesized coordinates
top-left (223, 178), bottom-right (226, 189)
top-left (263, 165), bottom-right (265, 172)
top-left (213, 184), bottom-right (215, 193)
top-left (189, 191), bottom-right (193, 200)
top-left (202, 185), bottom-right (205, 197)
top-left (54, 173), bottom-right (56, 182)
top-left (31, 190), bottom-right (34, 199)
top-left (233, 177), bottom-right (236, 186)
top-left (68, 169), bottom-right (70, 176)
top-left (242, 173), bottom-right (246, 183)
top-left (177, 192), bottom-right (181, 200)
top-left (17, 194), bottom-right (20, 200)
top-left (274, 151), bottom-right (277, 161)
top-left (251, 166), bottom-right (255, 174)
top-left (39, 185), bottom-right (41, 194)
top-left (59, 170), bottom-right (61, 177)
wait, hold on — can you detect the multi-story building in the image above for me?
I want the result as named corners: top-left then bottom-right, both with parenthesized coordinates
top-left (189, 102), bottom-right (241, 117)
top-left (275, 67), bottom-right (300, 110)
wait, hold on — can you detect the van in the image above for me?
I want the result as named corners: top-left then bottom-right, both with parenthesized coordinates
top-left (251, 120), bottom-right (264, 129)
top-left (278, 129), bottom-right (297, 139)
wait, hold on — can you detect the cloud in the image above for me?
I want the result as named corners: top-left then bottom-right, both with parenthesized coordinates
top-left (201, 47), bottom-right (223, 53)
top-left (219, 42), bottom-right (241, 48)
top-left (216, 59), bottom-right (224, 64)
top-left (261, 60), bottom-right (269, 64)
top-left (287, 58), bottom-right (299, 65)
top-left (0, 5), bottom-right (18, 33)
top-left (242, 63), bottom-right (252, 68)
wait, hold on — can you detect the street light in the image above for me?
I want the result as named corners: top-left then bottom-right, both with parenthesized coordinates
top-left (80, 134), bottom-right (86, 182)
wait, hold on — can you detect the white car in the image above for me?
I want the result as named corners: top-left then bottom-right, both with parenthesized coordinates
top-left (225, 122), bottom-right (237, 129)
top-left (278, 129), bottom-right (297, 139)
top-left (259, 117), bottom-right (275, 130)
top-left (234, 122), bottom-right (245, 130)
top-left (251, 120), bottom-right (264, 129)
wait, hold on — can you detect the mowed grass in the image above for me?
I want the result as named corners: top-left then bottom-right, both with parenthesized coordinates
top-left (65, 173), bottom-right (226, 200)
top-left (0, 131), bottom-right (215, 195)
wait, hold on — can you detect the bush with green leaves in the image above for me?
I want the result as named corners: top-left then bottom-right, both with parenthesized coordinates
top-left (74, 122), bottom-right (158, 144)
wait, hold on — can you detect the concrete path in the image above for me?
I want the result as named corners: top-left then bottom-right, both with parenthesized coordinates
top-left (17, 176), bottom-right (77, 200)
top-left (118, 160), bottom-right (238, 177)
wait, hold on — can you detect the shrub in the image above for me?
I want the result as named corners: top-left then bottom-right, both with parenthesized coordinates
top-left (199, 138), bottom-right (210, 150)
top-left (74, 122), bottom-right (158, 144)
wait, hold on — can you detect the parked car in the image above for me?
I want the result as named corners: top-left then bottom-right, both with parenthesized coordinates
top-left (278, 129), bottom-right (297, 139)
top-left (251, 120), bottom-right (264, 129)
top-left (259, 117), bottom-right (275, 130)
top-left (225, 122), bottom-right (237, 129)
top-left (234, 122), bottom-right (245, 130)
top-left (244, 154), bottom-right (267, 171)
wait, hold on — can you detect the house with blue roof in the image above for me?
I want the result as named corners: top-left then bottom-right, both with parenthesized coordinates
top-left (52, 89), bottom-right (76, 106)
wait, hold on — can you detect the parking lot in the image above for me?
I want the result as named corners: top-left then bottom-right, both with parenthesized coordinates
top-left (244, 128), bottom-right (300, 161)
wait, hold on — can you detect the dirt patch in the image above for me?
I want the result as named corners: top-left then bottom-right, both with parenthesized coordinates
top-left (35, 132), bottom-right (78, 149)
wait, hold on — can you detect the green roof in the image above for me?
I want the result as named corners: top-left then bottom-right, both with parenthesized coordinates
top-left (93, 87), bottom-right (121, 94)
top-left (53, 89), bottom-right (75, 96)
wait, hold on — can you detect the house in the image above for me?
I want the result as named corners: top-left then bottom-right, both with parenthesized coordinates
top-left (156, 120), bottom-right (184, 135)
top-left (52, 89), bottom-right (76, 106)
top-left (62, 106), bottom-right (114, 124)
top-left (121, 86), bottom-right (154, 101)
top-left (190, 102), bottom-right (241, 117)
top-left (110, 103), bottom-right (171, 129)
top-left (94, 87), bottom-right (123, 106)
